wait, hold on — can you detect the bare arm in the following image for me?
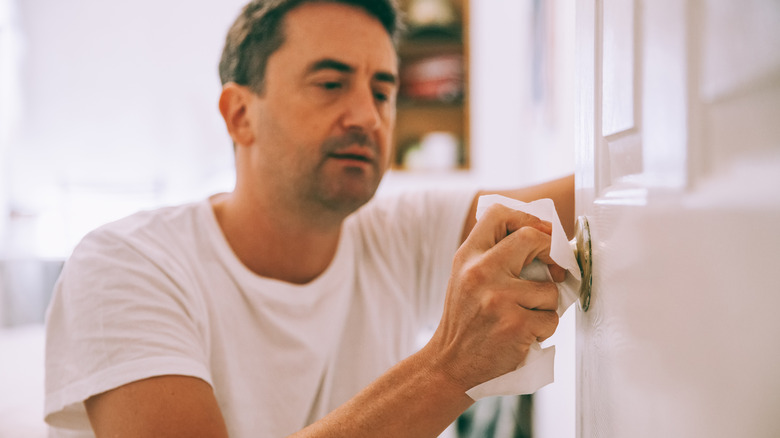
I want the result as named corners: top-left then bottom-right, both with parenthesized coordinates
top-left (461, 174), bottom-right (576, 243)
top-left (85, 375), bottom-right (229, 438)
top-left (85, 205), bottom-right (561, 438)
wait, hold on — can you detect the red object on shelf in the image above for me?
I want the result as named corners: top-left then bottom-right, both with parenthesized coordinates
top-left (400, 53), bottom-right (464, 102)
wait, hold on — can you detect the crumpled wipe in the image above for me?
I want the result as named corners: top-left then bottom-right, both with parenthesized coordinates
top-left (465, 195), bottom-right (581, 400)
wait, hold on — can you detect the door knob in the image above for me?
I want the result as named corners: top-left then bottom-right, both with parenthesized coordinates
top-left (569, 216), bottom-right (593, 311)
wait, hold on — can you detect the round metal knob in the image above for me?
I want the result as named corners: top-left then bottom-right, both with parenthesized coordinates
top-left (569, 216), bottom-right (593, 311)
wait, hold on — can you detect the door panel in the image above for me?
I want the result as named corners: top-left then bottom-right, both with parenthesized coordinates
top-left (601, 0), bottom-right (642, 186)
top-left (601, 0), bottom-right (635, 138)
top-left (575, 0), bottom-right (780, 437)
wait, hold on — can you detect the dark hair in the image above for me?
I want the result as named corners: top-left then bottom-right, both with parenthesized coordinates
top-left (218, 0), bottom-right (403, 94)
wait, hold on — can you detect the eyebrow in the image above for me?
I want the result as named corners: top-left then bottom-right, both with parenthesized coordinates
top-left (307, 58), bottom-right (397, 85)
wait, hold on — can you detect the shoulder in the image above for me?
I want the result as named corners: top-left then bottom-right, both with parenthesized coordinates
top-left (77, 201), bottom-right (205, 255)
top-left (49, 201), bottom-right (215, 348)
top-left (87, 201), bottom-right (203, 241)
top-left (63, 200), bottom-right (211, 287)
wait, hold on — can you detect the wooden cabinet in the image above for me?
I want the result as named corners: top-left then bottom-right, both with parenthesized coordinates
top-left (393, 0), bottom-right (469, 171)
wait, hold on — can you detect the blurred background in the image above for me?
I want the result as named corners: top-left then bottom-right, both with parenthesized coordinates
top-left (0, 0), bottom-right (576, 436)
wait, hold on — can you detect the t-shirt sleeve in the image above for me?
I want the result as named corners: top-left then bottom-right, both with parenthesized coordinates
top-left (355, 189), bottom-right (477, 330)
top-left (44, 225), bottom-right (212, 431)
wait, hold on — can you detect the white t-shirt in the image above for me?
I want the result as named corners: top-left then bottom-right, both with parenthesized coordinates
top-left (44, 189), bottom-right (475, 437)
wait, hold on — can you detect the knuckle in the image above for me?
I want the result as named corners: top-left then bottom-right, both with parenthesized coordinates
top-left (461, 260), bottom-right (491, 287)
top-left (514, 226), bottom-right (543, 244)
top-left (511, 210), bottom-right (540, 225)
top-left (478, 289), bottom-right (505, 315)
top-left (485, 203), bottom-right (511, 217)
top-left (452, 246), bottom-right (471, 266)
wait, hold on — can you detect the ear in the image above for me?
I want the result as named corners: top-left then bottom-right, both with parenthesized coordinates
top-left (219, 83), bottom-right (254, 147)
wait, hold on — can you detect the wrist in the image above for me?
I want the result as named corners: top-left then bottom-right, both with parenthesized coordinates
top-left (413, 341), bottom-right (475, 402)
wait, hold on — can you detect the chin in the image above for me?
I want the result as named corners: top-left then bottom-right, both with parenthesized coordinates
top-left (337, 191), bottom-right (377, 213)
top-left (322, 185), bottom-right (379, 215)
top-left (309, 167), bottom-right (384, 215)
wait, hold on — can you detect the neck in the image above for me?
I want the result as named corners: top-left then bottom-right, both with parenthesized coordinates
top-left (210, 191), bottom-right (344, 285)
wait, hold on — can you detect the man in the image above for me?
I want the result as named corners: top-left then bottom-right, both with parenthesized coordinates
top-left (44, 0), bottom-right (574, 436)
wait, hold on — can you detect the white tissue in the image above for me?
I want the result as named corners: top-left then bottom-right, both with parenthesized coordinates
top-left (465, 195), bottom-right (581, 400)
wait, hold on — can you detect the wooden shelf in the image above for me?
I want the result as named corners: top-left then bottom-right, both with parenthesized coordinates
top-left (394, 0), bottom-right (469, 172)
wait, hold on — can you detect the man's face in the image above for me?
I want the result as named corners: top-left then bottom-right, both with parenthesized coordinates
top-left (245, 2), bottom-right (398, 216)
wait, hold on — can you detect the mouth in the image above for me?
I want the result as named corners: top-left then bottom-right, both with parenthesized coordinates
top-left (328, 147), bottom-right (376, 164)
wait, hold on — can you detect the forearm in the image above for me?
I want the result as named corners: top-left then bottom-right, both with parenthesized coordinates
top-left (463, 174), bottom-right (576, 243)
top-left (290, 346), bottom-right (473, 438)
top-left (490, 174), bottom-right (575, 238)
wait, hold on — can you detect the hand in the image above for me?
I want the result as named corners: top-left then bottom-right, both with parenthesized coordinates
top-left (425, 203), bottom-right (562, 391)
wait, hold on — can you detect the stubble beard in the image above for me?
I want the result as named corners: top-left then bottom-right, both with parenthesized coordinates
top-left (301, 131), bottom-right (385, 218)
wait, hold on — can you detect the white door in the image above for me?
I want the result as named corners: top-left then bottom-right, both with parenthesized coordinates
top-left (574, 0), bottom-right (780, 437)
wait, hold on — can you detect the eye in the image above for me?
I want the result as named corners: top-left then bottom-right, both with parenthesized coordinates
top-left (374, 91), bottom-right (388, 102)
top-left (320, 81), bottom-right (343, 90)
top-left (373, 86), bottom-right (396, 104)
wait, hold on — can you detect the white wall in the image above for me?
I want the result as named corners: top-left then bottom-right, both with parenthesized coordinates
top-left (470, 0), bottom-right (575, 189)
top-left (0, 0), bottom-right (15, 242)
top-left (7, 0), bottom-right (244, 258)
top-left (0, 0), bottom-right (18, 326)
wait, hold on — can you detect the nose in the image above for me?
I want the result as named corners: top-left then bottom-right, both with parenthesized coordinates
top-left (341, 85), bottom-right (382, 133)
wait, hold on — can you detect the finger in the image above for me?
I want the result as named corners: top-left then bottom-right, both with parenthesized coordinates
top-left (548, 265), bottom-right (567, 283)
top-left (508, 279), bottom-right (559, 311)
top-left (465, 204), bottom-right (552, 252)
top-left (529, 309), bottom-right (559, 343)
top-left (485, 226), bottom-right (555, 278)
